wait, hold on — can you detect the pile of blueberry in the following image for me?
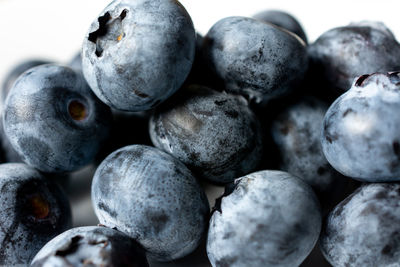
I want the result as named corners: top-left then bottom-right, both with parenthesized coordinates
top-left (2, 0), bottom-right (400, 266)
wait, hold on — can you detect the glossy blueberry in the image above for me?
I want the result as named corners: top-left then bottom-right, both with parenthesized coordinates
top-left (1, 59), bottom-right (51, 103)
top-left (0, 163), bottom-right (71, 265)
top-left (309, 21), bottom-right (400, 93)
top-left (322, 72), bottom-right (400, 182)
top-left (207, 170), bottom-right (321, 267)
top-left (82, 0), bottom-right (195, 111)
top-left (202, 16), bottom-right (308, 104)
top-left (31, 226), bottom-right (149, 267)
top-left (321, 183), bottom-right (400, 267)
top-left (253, 9), bottom-right (307, 44)
top-left (271, 97), bottom-right (348, 210)
top-left (149, 85), bottom-right (263, 184)
top-left (3, 64), bottom-right (112, 173)
top-left (91, 144), bottom-right (209, 261)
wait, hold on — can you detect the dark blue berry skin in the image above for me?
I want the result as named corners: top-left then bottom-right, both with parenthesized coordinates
top-left (82, 0), bottom-right (195, 111)
top-left (3, 64), bottom-right (112, 173)
top-left (271, 97), bottom-right (348, 212)
top-left (202, 16), bottom-right (308, 105)
top-left (30, 226), bottom-right (149, 267)
top-left (321, 183), bottom-right (400, 267)
top-left (1, 59), bottom-right (51, 104)
top-left (207, 170), bottom-right (321, 267)
top-left (253, 10), bottom-right (307, 44)
top-left (322, 72), bottom-right (400, 182)
top-left (149, 85), bottom-right (263, 184)
top-left (91, 144), bottom-right (210, 261)
top-left (309, 21), bottom-right (400, 93)
top-left (0, 163), bottom-right (71, 266)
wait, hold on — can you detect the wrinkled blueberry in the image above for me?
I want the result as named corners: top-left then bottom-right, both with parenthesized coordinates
top-left (30, 226), bottom-right (149, 267)
top-left (253, 9), bottom-right (307, 44)
top-left (0, 163), bottom-right (71, 265)
top-left (271, 97), bottom-right (348, 211)
top-left (202, 16), bottom-right (308, 104)
top-left (207, 170), bottom-right (321, 267)
top-left (3, 64), bottom-right (112, 173)
top-left (149, 85), bottom-right (263, 184)
top-left (309, 21), bottom-right (400, 92)
top-left (321, 183), bottom-right (400, 267)
top-left (91, 144), bottom-right (209, 261)
top-left (82, 0), bottom-right (195, 111)
top-left (322, 72), bottom-right (400, 182)
top-left (1, 59), bottom-right (51, 103)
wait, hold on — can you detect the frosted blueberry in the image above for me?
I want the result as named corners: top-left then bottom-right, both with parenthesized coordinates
top-left (271, 97), bottom-right (348, 210)
top-left (202, 16), bottom-right (308, 104)
top-left (207, 170), bottom-right (321, 267)
top-left (91, 144), bottom-right (209, 261)
top-left (31, 226), bottom-right (148, 267)
top-left (322, 72), bottom-right (400, 182)
top-left (82, 0), bottom-right (195, 111)
top-left (309, 21), bottom-right (400, 92)
top-left (149, 85), bottom-right (263, 184)
top-left (0, 163), bottom-right (71, 265)
top-left (321, 183), bottom-right (400, 267)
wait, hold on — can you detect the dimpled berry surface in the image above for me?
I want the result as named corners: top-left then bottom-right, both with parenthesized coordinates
top-left (321, 183), bottom-right (400, 267)
top-left (92, 144), bottom-right (209, 261)
top-left (82, 0), bottom-right (195, 111)
top-left (202, 16), bottom-right (307, 104)
top-left (149, 85), bottom-right (263, 184)
top-left (207, 170), bottom-right (321, 267)
top-left (322, 72), bottom-right (400, 182)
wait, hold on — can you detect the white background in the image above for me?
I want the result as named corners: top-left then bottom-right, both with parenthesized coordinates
top-left (1, 0), bottom-right (400, 84)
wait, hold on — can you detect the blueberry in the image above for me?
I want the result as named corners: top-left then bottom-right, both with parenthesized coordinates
top-left (207, 170), bottom-right (321, 267)
top-left (3, 64), bottom-right (112, 173)
top-left (309, 21), bottom-right (400, 93)
top-left (149, 85), bottom-right (263, 184)
top-left (322, 72), bottom-right (400, 182)
top-left (1, 59), bottom-right (51, 103)
top-left (202, 16), bottom-right (308, 104)
top-left (0, 163), bottom-right (71, 265)
top-left (91, 144), bottom-right (209, 261)
top-left (271, 97), bottom-right (348, 211)
top-left (30, 226), bottom-right (149, 267)
top-left (82, 0), bottom-right (195, 111)
top-left (253, 9), bottom-right (307, 44)
top-left (321, 183), bottom-right (400, 267)
top-left (0, 60), bottom-right (52, 163)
